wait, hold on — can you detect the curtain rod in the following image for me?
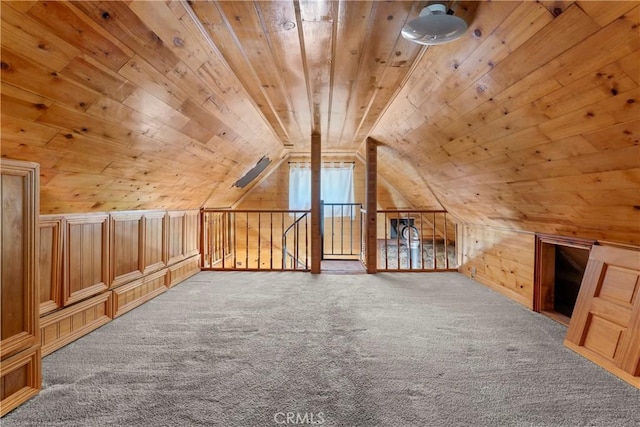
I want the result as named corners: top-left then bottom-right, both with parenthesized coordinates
top-left (288, 161), bottom-right (355, 164)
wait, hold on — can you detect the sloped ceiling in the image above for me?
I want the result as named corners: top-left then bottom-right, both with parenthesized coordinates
top-left (1, 1), bottom-right (639, 245)
top-left (0, 0), bottom-right (429, 212)
top-left (368, 1), bottom-right (640, 244)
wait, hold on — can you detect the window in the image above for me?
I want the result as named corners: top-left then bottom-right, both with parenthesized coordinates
top-left (288, 162), bottom-right (355, 217)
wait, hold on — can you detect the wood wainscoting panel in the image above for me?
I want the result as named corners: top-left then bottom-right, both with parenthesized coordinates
top-left (1, 159), bottom-right (40, 361)
top-left (110, 211), bottom-right (144, 288)
top-left (167, 211), bottom-right (185, 265)
top-left (112, 269), bottom-right (168, 318)
top-left (63, 213), bottom-right (110, 306)
top-left (184, 210), bottom-right (200, 259)
top-left (0, 346), bottom-right (41, 417)
top-left (167, 255), bottom-right (200, 288)
top-left (40, 292), bottom-right (112, 357)
top-left (142, 211), bottom-right (167, 274)
top-left (565, 245), bottom-right (640, 388)
top-left (39, 216), bottom-right (64, 316)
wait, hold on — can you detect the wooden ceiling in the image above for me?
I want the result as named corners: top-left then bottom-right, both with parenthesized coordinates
top-left (1, 1), bottom-right (639, 244)
top-left (368, 0), bottom-right (640, 244)
top-left (0, 0), bottom-right (437, 211)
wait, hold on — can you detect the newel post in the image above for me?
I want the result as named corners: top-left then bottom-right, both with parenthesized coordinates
top-left (310, 133), bottom-right (322, 274)
top-left (365, 137), bottom-right (377, 273)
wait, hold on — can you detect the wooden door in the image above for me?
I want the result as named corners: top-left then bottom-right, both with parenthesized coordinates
top-left (565, 245), bottom-right (640, 388)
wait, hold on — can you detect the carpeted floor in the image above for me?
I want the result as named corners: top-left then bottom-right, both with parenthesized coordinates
top-left (3, 272), bottom-right (639, 427)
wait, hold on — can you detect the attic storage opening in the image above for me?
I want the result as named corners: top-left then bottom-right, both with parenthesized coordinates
top-left (534, 235), bottom-right (595, 326)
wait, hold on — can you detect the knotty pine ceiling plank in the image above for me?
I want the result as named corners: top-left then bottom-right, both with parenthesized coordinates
top-left (325, 0), bottom-right (374, 149)
top-left (341, 1), bottom-right (414, 147)
top-left (36, 102), bottom-right (152, 147)
top-left (167, 62), bottom-right (212, 106)
top-left (577, 0), bottom-right (639, 27)
top-left (572, 145), bottom-right (640, 174)
top-left (0, 113), bottom-right (59, 147)
top-left (505, 135), bottom-right (598, 166)
top-left (0, 47), bottom-right (101, 112)
top-left (1, 91), bottom-right (51, 122)
top-left (299, 0), bottom-right (336, 136)
top-left (538, 87), bottom-right (639, 140)
top-left (253, 0), bottom-right (311, 144)
top-left (582, 119), bottom-right (640, 151)
top-left (216, 1), bottom-right (301, 143)
top-left (440, 2), bottom-right (551, 109)
top-left (452, 70), bottom-right (562, 133)
top-left (1, 141), bottom-right (65, 169)
top-left (197, 60), bottom-right (274, 142)
top-left (338, 1), bottom-right (422, 149)
top-left (535, 62), bottom-right (637, 120)
top-left (189, 0), bottom-right (290, 144)
top-left (85, 96), bottom-right (163, 136)
top-left (74, 1), bottom-right (182, 75)
top-left (489, 4), bottom-right (600, 90)
top-left (131, 0), bottom-right (285, 156)
top-left (550, 6), bottom-right (640, 86)
top-left (121, 88), bottom-right (191, 130)
top-left (27, 1), bottom-right (133, 71)
top-left (617, 50), bottom-right (640, 86)
top-left (61, 55), bottom-right (136, 103)
top-left (118, 55), bottom-right (189, 111)
top-left (1, 2), bottom-right (81, 72)
top-left (128, 1), bottom-right (208, 72)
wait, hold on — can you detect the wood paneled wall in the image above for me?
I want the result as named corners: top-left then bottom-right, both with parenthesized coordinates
top-left (63, 213), bottom-right (109, 306)
top-left (459, 224), bottom-right (535, 309)
top-left (142, 211), bottom-right (166, 274)
top-left (167, 211), bottom-right (185, 265)
top-left (38, 216), bottom-right (63, 316)
top-left (110, 211), bottom-right (143, 288)
top-left (38, 209), bottom-right (200, 356)
top-left (1, 159), bottom-right (41, 417)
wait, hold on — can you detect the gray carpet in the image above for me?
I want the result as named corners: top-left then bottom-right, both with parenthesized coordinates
top-left (3, 272), bottom-right (639, 426)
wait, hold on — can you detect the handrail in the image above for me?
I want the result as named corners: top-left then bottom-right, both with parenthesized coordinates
top-left (282, 211), bottom-right (309, 237)
top-left (282, 211), bottom-right (309, 269)
top-left (202, 208), bottom-right (309, 214)
top-left (377, 209), bottom-right (447, 213)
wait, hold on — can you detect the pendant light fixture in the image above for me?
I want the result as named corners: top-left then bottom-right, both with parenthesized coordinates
top-left (401, 4), bottom-right (468, 45)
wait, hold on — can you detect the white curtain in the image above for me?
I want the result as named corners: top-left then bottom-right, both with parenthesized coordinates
top-left (289, 164), bottom-right (312, 211)
top-left (321, 165), bottom-right (354, 217)
top-left (288, 163), bottom-right (355, 217)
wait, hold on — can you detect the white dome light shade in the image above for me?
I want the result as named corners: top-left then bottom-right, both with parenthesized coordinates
top-left (401, 4), bottom-right (468, 45)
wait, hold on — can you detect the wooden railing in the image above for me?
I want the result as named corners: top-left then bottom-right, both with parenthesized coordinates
top-left (201, 208), bottom-right (457, 273)
top-left (376, 210), bottom-right (457, 272)
top-left (322, 202), bottom-right (362, 260)
top-left (282, 212), bottom-right (309, 270)
top-left (201, 209), bottom-right (310, 271)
